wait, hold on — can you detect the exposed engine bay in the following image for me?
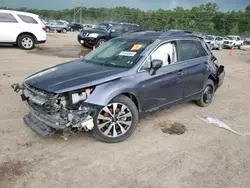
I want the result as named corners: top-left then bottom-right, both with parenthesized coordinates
top-left (12, 82), bottom-right (98, 139)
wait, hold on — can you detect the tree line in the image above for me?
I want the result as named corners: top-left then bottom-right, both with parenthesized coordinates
top-left (1, 3), bottom-right (250, 36)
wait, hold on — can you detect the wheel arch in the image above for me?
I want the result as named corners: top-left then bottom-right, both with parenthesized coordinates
top-left (207, 74), bottom-right (218, 88)
top-left (16, 32), bottom-right (37, 44)
top-left (85, 85), bottom-right (141, 111)
top-left (119, 93), bottom-right (140, 111)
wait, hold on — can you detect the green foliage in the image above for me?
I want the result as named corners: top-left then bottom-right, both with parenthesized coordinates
top-left (1, 3), bottom-right (250, 36)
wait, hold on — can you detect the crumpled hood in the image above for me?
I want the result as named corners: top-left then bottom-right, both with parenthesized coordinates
top-left (24, 59), bottom-right (127, 93)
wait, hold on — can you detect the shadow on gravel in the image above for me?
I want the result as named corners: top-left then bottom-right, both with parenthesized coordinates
top-left (28, 47), bottom-right (91, 58)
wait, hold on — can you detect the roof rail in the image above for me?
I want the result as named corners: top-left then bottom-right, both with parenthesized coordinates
top-left (158, 29), bottom-right (203, 39)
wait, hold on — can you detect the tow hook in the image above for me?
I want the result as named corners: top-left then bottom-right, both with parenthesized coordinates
top-left (11, 83), bottom-right (23, 93)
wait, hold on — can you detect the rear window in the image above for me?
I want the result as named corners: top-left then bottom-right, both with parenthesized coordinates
top-left (0, 13), bottom-right (18, 23)
top-left (178, 40), bottom-right (207, 61)
top-left (17, 14), bottom-right (38, 24)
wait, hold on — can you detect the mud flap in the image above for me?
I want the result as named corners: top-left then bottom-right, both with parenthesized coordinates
top-left (23, 115), bottom-right (55, 137)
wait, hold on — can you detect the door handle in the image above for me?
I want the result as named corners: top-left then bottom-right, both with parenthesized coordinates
top-left (177, 70), bottom-right (184, 76)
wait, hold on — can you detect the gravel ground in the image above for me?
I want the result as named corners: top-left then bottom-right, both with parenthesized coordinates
top-left (0, 32), bottom-right (250, 188)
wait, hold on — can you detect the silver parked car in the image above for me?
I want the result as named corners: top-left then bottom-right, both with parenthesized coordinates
top-left (204, 35), bottom-right (224, 50)
top-left (45, 21), bottom-right (69, 33)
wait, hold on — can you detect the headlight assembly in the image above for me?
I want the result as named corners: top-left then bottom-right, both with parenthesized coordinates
top-left (71, 87), bottom-right (94, 104)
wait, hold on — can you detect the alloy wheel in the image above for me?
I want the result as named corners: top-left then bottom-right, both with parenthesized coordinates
top-left (97, 103), bottom-right (133, 138)
top-left (203, 85), bottom-right (213, 104)
top-left (21, 37), bottom-right (33, 49)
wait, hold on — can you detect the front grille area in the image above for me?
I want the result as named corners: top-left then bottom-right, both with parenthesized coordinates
top-left (81, 32), bottom-right (89, 37)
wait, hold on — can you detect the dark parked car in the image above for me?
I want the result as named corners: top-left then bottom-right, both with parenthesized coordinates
top-left (77, 22), bottom-right (141, 47)
top-left (13, 30), bottom-right (225, 143)
top-left (243, 37), bottom-right (250, 45)
top-left (69, 23), bottom-right (83, 31)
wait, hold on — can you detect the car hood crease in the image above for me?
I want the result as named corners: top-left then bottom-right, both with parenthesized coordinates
top-left (24, 60), bottom-right (127, 93)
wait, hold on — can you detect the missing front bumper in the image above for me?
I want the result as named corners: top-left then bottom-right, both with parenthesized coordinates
top-left (23, 114), bottom-right (55, 137)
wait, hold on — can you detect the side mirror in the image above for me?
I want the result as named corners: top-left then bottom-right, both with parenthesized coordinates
top-left (149, 59), bottom-right (163, 75)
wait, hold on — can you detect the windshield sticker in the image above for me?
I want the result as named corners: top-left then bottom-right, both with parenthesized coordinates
top-left (131, 44), bottom-right (143, 51)
top-left (119, 51), bottom-right (137, 57)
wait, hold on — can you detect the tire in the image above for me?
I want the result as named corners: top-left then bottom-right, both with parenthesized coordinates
top-left (91, 95), bottom-right (139, 143)
top-left (70, 28), bottom-right (74, 32)
top-left (218, 45), bottom-right (223, 51)
top-left (96, 39), bottom-right (106, 47)
top-left (197, 79), bottom-right (215, 107)
top-left (238, 45), bottom-right (242, 50)
top-left (46, 28), bottom-right (50, 33)
top-left (62, 28), bottom-right (67, 33)
top-left (17, 34), bottom-right (35, 50)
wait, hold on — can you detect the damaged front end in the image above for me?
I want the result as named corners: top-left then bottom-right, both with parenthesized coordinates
top-left (12, 82), bottom-right (99, 139)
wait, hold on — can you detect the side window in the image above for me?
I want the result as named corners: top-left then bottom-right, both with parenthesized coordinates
top-left (123, 25), bottom-right (129, 32)
top-left (141, 42), bottom-right (177, 70)
top-left (112, 25), bottom-right (123, 32)
top-left (0, 13), bottom-right (18, 23)
top-left (178, 40), bottom-right (207, 61)
top-left (17, 14), bottom-right (38, 24)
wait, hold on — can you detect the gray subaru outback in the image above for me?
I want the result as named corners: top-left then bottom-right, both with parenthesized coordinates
top-left (13, 30), bottom-right (225, 143)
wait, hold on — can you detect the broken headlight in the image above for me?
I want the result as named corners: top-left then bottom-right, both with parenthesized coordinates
top-left (70, 87), bottom-right (95, 105)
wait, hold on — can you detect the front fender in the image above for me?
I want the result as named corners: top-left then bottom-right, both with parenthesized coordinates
top-left (84, 77), bottom-right (139, 107)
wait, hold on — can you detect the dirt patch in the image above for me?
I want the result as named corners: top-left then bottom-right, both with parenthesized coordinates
top-left (0, 159), bottom-right (32, 184)
top-left (157, 122), bottom-right (187, 135)
top-left (28, 47), bottom-right (91, 58)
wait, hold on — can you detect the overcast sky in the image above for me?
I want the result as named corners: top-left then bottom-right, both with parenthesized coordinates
top-left (1, 0), bottom-right (249, 11)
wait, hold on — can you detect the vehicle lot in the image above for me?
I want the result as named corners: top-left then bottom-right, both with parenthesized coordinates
top-left (1, 32), bottom-right (250, 188)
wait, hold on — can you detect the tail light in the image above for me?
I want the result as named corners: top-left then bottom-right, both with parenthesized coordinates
top-left (42, 27), bottom-right (46, 31)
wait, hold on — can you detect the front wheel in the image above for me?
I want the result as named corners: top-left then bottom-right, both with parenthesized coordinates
top-left (91, 95), bottom-right (139, 143)
top-left (17, 34), bottom-right (35, 50)
top-left (197, 79), bottom-right (215, 107)
top-left (218, 45), bottom-right (223, 51)
top-left (96, 39), bottom-right (106, 47)
top-left (62, 28), bottom-right (67, 33)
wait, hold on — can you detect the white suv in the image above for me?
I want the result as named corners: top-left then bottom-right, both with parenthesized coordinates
top-left (0, 9), bottom-right (47, 50)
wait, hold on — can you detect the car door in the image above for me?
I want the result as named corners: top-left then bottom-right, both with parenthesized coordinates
top-left (0, 12), bottom-right (20, 42)
top-left (136, 41), bottom-right (186, 111)
top-left (177, 40), bottom-right (210, 98)
top-left (110, 25), bottom-right (123, 38)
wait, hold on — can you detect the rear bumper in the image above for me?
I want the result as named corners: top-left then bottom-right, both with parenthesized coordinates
top-left (37, 40), bottom-right (46, 44)
top-left (216, 65), bottom-right (225, 90)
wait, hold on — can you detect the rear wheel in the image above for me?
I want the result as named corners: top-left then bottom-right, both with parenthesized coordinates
top-left (238, 45), bottom-right (242, 50)
top-left (91, 95), bottom-right (139, 143)
top-left (197, 79), bottom-right (215, 107)
top-left (17, 34), bottom-right (35, 50)
top-left (46, 28), bottom-right (51, 33)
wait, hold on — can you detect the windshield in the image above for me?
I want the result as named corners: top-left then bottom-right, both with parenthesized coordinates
top-left (227, 36), bottom-right (236, 40)
top-left (95, 23), bottom-right (111, 31)
top-left (83, 38), bottom-right (153, 68)
top-left (205, 35), bottom-right (215, 40)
